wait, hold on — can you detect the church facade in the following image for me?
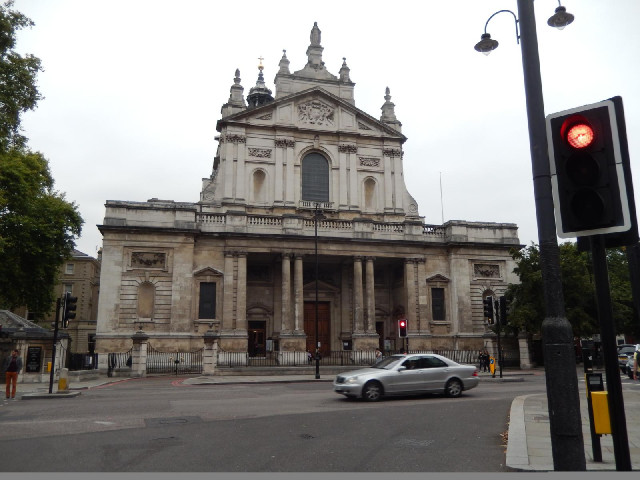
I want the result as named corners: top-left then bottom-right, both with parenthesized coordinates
top-left (95, 23), bottom-right (521, 363)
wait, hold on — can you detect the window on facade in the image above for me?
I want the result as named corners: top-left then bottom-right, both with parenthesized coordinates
top-left (64, 284), bottom-right (73, 294)
top-left (301, 153), bottom-right (329, 202)
top-left (137, 282), bottom-right (155, 319)
top-left (199, 282), bottom-right (216, 319)
top-left (65, 263), bottom-right (74, 274)
top-left (431, 287), bottom-right (445, 320)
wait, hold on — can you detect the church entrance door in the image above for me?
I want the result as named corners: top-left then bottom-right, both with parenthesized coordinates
top-left (304, 302), bottom-right (330, 356)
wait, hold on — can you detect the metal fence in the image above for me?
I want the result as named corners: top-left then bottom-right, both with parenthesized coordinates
top-left (146, 345), bottom-right (204, 375)
top-left (216, 349), bottom-right (520, 368)
top-left (107, 349), bottom-right (132, 377)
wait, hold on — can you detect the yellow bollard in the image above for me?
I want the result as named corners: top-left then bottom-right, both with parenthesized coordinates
top-left (58, 367), bottom-right (69, 392)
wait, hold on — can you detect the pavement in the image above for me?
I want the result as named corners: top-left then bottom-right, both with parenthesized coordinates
top-left (4, 367), bottom-right (640, 471)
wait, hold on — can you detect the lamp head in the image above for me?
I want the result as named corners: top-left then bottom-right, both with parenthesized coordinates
top-left (474, 33), bottom-right (499, 55)
top-left (547, 6), bottom-right (574, 29)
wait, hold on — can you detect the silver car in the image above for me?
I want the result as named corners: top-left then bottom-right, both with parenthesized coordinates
top-left (333, 353), bottom-right (479, 401)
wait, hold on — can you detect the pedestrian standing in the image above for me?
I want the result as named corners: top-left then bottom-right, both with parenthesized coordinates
top-left (482, 349), bottom-right (490, 372)
top-left (3, 349), bottom-right (23, 400)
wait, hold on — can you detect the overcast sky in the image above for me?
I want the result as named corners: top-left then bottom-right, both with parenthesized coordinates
top-left (13, 0), bottom-right (640, 257)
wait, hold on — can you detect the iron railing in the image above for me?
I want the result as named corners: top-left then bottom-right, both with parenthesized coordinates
top-left (146, 345), bottom-right (204, 375)
top-left (216, 349), bottom-right (519, 368)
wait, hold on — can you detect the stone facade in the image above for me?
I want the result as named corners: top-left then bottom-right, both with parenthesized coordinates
top-left (95, 24), bottom-right (521, 362)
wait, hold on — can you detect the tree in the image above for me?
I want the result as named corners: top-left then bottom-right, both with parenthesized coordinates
top-left (0, 1), bottom-right (83, 318)
top-left (506, 242), bottom-right (637, 339)
top-left (0, 0), bottom-right (42, 151)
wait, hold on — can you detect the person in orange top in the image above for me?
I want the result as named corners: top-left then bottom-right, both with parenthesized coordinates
top-left (2, 349), bottom-right (23, 400)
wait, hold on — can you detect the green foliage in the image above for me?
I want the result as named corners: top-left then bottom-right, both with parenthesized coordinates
top-left (506, 241), bottom-right (636, 338)
top-left (0, 1), bottom-right (42, 152)
top-left (0, 149), bottom-right (83, 315)
top-left (0, 2), bottom-right (83, 317)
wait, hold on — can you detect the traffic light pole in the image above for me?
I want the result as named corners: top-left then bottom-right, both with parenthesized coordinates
top-left (517, 0), bottom-right (586, 470)
top-left (590, 235), bottom-right (631, 470)
top-left (48, 296), bottom-right (62, 394)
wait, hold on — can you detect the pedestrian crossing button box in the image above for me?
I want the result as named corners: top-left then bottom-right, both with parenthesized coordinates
top-left (586, 372), bottom-right (604, 392)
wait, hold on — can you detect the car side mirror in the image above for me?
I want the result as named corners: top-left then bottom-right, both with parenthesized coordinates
top-left (397, 366), bottom-right (406, 372)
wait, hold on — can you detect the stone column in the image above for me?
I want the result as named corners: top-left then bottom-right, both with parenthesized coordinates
top-left (131, 330), bottom-right (149, 378)
top-left (518, 332), bottom-right (533, 369)
top-left (203, 329), bottom-right (220, 375)
top-left (223, 252), bottom-right (235, 331)
top-left (293, 254), bottom-right (304, 333)
top-left (404, 259), bottom-right (417, 333)
top-left (281, 253), bottom-right (292, 333)
top-left (365, 256), bottom-right (376, 333)
top-left (353, 256), bottom-right (364, 333)
top-left (236, 252), bottom-right (247, 331)
top-left (416, 258), bottom-right (428, 333)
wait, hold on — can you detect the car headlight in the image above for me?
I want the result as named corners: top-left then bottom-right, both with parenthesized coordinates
top-left (345, 376), bottom-right (360, 384)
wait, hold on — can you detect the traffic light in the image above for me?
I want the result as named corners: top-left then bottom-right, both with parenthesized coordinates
top-left (62, 292), bottom-right (77, 328)
top-left (483, 296), bottom-right (494, 324)
top-left (546, 96), bottom-right (637, 242)
top-left (499, 296), bottom-right (508, 326)
top-left (398, 318), bottom-right (407, 338)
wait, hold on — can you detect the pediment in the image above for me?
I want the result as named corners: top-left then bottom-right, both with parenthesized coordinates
top-left (426, 274), bottom-right (450, 283)
top-left (303, 279), bottom-right (340, 293)
top-left (217, 87), bottom-right (406, 140)
top-left (193, 266), bottom-right (224, 277)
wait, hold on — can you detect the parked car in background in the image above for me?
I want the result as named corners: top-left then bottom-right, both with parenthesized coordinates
top-left (618, 344), bottom-right (636, 373)
top-left (333, 353), bottom-right (479, 402)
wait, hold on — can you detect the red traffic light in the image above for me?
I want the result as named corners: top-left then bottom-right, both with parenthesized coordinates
top-left (566, 122), bottom-right (595, 149)
top-left (399, 320), bottom-right (406, 328)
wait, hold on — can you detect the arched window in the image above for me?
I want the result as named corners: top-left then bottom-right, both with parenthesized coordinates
top-left (252, 169), bottom-right (266, 203)
top-left (364, 177), bottom-right (377, 211)
top-left (301, 153), bottom-right (329, 202)
top-left (137, 282), bottom-right (155, 319)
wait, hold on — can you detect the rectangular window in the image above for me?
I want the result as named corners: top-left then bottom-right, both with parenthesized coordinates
top-left (64, 284), bottom-right (73, 294)
top-left (431, 288), bottom-right (445, 320)
top-left (198, 282), bottom-right (216, 319)
top-left (65, 263), bottom-right (74, 274)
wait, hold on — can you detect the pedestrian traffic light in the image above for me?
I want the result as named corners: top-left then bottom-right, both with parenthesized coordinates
top-left (62, 292), bottom-right (77, 328)
top-left (499, 296), bottom-right (508, 326)
top-left (546, 96), bottom-right (637, 241)
top-left (483, 296), bottom-right (494, 324)
top-left (398, 318), bottom-right (407, 338)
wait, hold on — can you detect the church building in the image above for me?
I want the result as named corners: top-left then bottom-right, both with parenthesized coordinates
top-left (95, 23), bottom-right (521, 364)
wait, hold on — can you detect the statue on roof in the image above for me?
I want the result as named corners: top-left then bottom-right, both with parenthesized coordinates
top-left (310, 22), bottom-right (321, 46)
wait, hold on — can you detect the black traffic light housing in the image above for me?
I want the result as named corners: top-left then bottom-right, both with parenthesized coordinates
top-left (398, 318), bottom-right (407, 338)
top-left (547, 96), bottom-right (637, 245)
top-left (62, 291), bottom-right (77, 328)
top-left (499, 296), bottom-right (508, 326)
top-left (483, 296), bottom-right (494, 324)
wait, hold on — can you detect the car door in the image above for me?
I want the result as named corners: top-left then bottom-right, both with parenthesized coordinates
top-left (385, 357), bottom-right (424, 394)
top-left (421, 355), bottom-right (451, 392)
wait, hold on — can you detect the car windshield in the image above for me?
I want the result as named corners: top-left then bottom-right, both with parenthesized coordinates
top-left (372, 355), bottom-right (405, 369)
top-left (619, 346), bottom-right (636, 355)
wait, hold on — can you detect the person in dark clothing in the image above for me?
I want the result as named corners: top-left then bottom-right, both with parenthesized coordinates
top-left (2, 349), bottom-right (23, 400)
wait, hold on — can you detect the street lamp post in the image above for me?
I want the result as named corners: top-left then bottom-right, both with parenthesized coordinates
top-left (475, 0), bottom-right (586, 471)
top-left (313, 203), bottom-right (326, 379)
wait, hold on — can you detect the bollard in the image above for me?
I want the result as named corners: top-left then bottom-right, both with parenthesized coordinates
top-left (58, 367), bottom-right (69, 392)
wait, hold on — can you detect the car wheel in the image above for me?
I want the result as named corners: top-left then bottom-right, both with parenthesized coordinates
top-left (445, 379), bottom-right (463, 398)
top-left (362, 381), bottom-right (383, 402)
